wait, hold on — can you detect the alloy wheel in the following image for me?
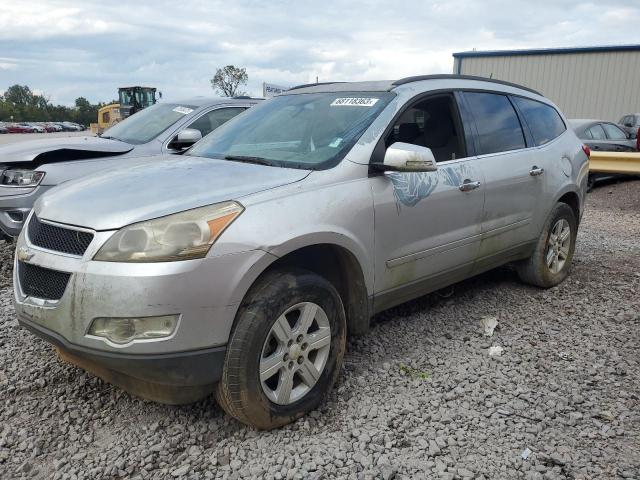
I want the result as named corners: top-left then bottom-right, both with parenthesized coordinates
top-left (259, 302), bottom-right (331, 405)
top-left (546, 219), bottom-right (571, 274)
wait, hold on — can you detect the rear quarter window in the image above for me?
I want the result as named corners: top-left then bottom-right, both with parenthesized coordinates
top-left (511, 96), bottom-right (566, 146)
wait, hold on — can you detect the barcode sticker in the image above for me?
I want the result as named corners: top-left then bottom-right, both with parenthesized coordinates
top-left (330, 98), bottom-right (379, 107)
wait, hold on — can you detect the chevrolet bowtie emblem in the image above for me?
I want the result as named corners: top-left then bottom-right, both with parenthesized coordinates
top-left (17, 246), bottom-right (34, 262)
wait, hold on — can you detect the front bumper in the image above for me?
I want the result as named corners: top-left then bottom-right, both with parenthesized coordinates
top-left (20, 316), bottom-right (226, 390)
top-left (0, 185), bottom-right (52, 237)
top-left (13, 218), bottom-right (278, 395)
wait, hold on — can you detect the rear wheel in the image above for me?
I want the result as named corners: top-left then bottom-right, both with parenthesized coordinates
top-left (216, 268), bottom-right (346, 429)
top-left (517, 202), bottom-right (577, 288)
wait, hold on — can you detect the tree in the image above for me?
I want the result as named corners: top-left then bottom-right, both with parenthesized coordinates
top-left (3, 85), bottom-right (35, 106)
top-left (74, 96), bottom-right (98, 125)
top-left (210, 65), bottom-right (248, 97)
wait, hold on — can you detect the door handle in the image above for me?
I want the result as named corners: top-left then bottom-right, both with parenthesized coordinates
top-left (529, 166), bottom-right (545, 176)
top-left (458, 179), bottom-right (481, 192)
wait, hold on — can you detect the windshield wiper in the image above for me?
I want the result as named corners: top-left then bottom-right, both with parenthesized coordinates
top-left (224, 155), bottom-right (275, 166)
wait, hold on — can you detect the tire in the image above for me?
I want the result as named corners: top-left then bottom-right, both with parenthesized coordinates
top-left (216, 268), bottom-right (346, 429)
top-left (587, 174), bottom-right (595, 192)
top-left (517, 202), bottom-right (577, 288)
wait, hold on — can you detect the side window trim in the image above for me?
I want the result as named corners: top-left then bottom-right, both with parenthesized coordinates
top-left (453, 91), bottom-right (477, 157)
top-left (508, 95), bottom-right (535, 148)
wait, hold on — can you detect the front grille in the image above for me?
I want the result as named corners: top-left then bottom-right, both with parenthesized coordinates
top-left (18, 261), bottom-right (71, 301)
top-left (28, 216), bottom-right (93, 256)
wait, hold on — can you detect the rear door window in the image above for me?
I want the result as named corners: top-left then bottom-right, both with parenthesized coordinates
top-left (602, 123), bottom-right (627, 140)
top-left (511, 96), bottom-right (566, 146)
top-left (588, 124), bottom-right (607, 140)
top-left (463, 92), bottom-right (525, 155)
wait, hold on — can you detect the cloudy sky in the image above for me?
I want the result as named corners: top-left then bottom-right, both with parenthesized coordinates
top-left (1, 0), bottom-right (639, 105)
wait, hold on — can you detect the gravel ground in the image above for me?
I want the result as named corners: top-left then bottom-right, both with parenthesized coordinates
top-left (1, 179), bottom-right (639, 480)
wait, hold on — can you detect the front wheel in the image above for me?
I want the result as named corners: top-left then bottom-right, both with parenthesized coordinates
top-left (216, 268), bottom-right (346, 429)
top-left (517, 202), bottom-right (577, 288)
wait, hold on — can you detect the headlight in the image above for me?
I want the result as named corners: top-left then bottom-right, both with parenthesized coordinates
top-left (0, 169), bottom-right (45, 187)
top-left (94, 201), bottom-right (243, 262)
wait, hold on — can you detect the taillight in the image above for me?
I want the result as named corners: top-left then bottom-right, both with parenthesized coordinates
top-left (582, 145), bottom-right (591, 158)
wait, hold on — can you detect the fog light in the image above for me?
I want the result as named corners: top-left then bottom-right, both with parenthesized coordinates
top-left (87, 315), bottom-right (179, 344)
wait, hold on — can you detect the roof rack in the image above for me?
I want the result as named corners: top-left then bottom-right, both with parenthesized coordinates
top-left (288, 81), bottom-right (347, 91)
top-left (392, 74), bottom-right (541, 96)
top-left (233, 95), bottom-right (265, 100)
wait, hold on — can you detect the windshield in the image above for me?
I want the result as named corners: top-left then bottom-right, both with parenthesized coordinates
top-left (103, 103), bottom-right (196, 145)
top-left (188, 92), bottom-right (394, 169)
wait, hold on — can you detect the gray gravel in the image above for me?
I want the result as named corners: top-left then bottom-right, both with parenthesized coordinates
top-left (1, 180), bottom-right (639, 480)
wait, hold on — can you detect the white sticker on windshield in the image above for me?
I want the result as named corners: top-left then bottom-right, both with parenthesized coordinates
top-left (172, 106), bottom-right (194, 115)
top-left (331, 97), bottom-right (379, 107)
top-left (329, 138), bottom-right (343, 148)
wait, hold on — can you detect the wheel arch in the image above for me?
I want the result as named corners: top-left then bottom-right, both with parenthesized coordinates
top-left (239, 239), bottom-right (372, 336)
top-left (556, 189), bottom-right (582, 224)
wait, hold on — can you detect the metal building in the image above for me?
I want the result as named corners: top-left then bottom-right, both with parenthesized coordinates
top-left (452, 45), bottom-right (640, 121)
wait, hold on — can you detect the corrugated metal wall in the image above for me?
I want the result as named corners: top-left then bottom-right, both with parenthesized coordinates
top-left (454, 51), bottom-right (640, 121)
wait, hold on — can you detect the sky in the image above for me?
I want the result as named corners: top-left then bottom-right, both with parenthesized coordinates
top-left (1, 0), bottom-right (639, 106)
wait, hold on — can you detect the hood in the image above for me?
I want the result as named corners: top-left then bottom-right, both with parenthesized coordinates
top-left (0, 136), bottom-right (133, 166)
top-left (36, 155), bottom-right (310, 230)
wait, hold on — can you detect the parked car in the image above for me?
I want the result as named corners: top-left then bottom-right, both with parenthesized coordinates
top-left (618, 113), bottom-right (640, 139)
top-left (0, 97), bottom-right (260, 238)
top-left (569, 119), bottom-right (638, 190)
top-left (41, 123), bottom-right (59, 133)
top-left (59, 121), bottom-right (81, 132)
top-left (0, 125), bottom-right (7, 134)
top-left (28, 124), bottom-right (46, 133)
top-left (12, 75), bottom-right (588, 429)
top-left (6, 123), bottom-right (35, 133)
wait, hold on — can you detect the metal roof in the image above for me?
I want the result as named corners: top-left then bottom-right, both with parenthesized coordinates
top-left (453, 44), bottom-right (640, 59)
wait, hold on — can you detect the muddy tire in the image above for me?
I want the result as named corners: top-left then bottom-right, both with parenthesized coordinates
top-left (216, 268), bottom-right (346, 429)
top-left (517, 202), bottom-right (577, 288)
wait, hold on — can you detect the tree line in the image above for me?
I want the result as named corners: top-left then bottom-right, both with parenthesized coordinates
top-left (0, 85), bottom-right (110, 126)
top-left (1, 66), bottom-right (250, 126)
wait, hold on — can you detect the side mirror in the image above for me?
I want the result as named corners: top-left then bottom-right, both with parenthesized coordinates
top-left (170, 128), bottom-right (202, 150)
top-left (375, 142), bottom-right (437, 172)
top-left (624, 122), bottom-right (633, 128)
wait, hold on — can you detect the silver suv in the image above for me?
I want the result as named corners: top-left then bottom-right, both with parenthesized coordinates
top-left (13, 75), bottom-right (588, 429)
top-left (0, 97), bottom-right (258, 238)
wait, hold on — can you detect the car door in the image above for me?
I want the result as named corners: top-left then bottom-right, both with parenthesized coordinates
top-left (163, 106), bottom-right (248, 152)
top-left (370, 92), bottom-right (485, 310)
top-left (601, 123), bottom-right (636, 151)
top-left (585, 123), bottom-right (616, 152)
top-left (459, 91), bottom-right (551, 265)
